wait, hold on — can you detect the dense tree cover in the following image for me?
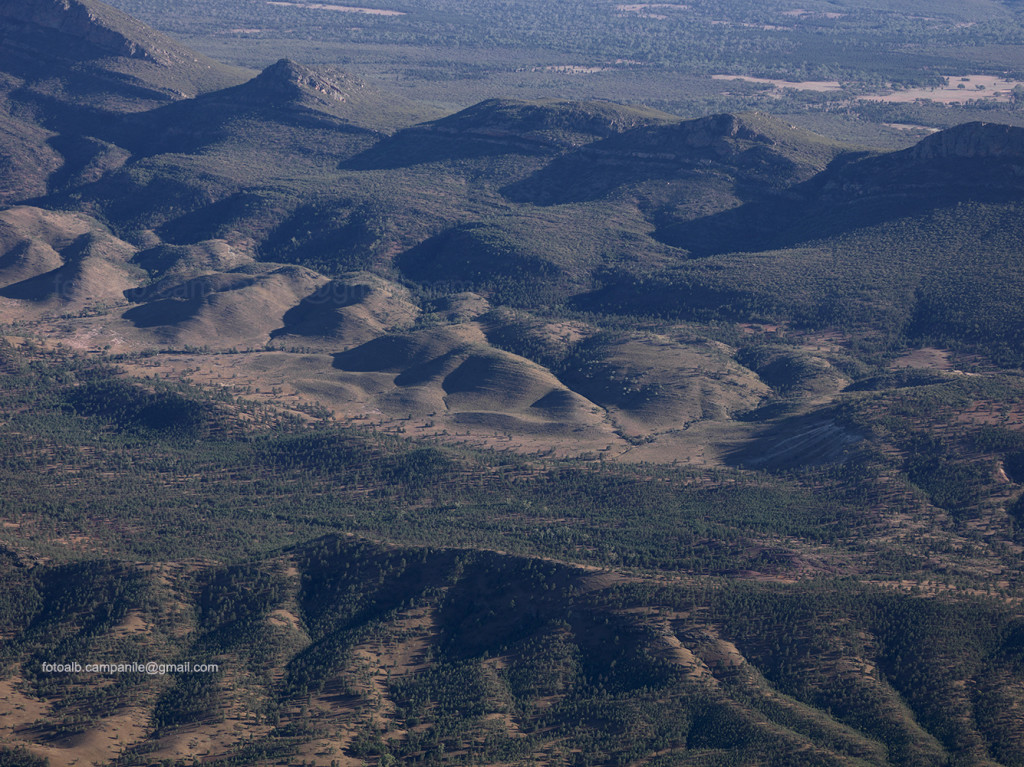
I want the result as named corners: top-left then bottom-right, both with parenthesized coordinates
top-left (398, 224), bottom-right (574, 309)
top-left (65, 378), bottom-right (220, 438)
top-left (829, 373), bottom-right (1024, 525)
top-left (597, 578), bottom-right (1024, 766)
top-left (0, 748), bottom-right (48, 767)
top-left (105, 0), bottom-right (1024, 87)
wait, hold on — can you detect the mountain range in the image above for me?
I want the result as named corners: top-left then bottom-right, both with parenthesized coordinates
top-left (3, 2), bottom-right (1024, 766)
top-left (4, 0), bottom-right (1023, 456)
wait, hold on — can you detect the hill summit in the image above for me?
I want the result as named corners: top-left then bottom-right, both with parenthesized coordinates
top-left (197, 58), bottom-right (430, 131)
top-left (426, 97), bottom-right (677, 145)
top-left (227, 58), bottom-right (365, 114)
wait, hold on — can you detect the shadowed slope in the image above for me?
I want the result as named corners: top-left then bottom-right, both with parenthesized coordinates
top-left (504, 112), bottom-right (849, 207)
top-left (116, 59), bottom-right (421, 157)
top-left (272, 273), bottom-right (419, 348)
top-left (0, 102), bottom-right (62, 203)
top-left (0, 0), bottom-right (248, 113)
top-left (0, 0), bottom-right (249, 204)
top-left (343, 98), bottom-right (678, 170)
top-left (658, 121), bottom-right (1024, 256)
top-left (122, 264), bottom-right (329, 347)
top-left (331, 324), bottom-right (611, 433)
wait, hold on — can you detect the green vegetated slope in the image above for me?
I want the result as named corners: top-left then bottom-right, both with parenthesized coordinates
top-left (582, 121), bottom-right (1024, 365)
top-left (0, 0), bottom-right (246, 107)
top-left (0, 0), bottom-right (250, 206)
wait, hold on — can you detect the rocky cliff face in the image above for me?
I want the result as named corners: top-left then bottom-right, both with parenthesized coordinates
top-left (908, 121), bottom-right (1024, 161)
top-left (807, 121), bottom-right (1024, 205)
top-left (665, 113), bottom-right (762, 148)
top-left (0, 0), bottom-right (163, 62)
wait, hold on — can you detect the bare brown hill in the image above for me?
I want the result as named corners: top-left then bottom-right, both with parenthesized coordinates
top-left (0, 205), bottom-right (141, 315)
top-left (122, 264), bottom-right (329, 348)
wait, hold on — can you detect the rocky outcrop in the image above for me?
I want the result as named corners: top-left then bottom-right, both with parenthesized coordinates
top-left (224, 59), bottom-right (367, 114)
top-left (250, 59), bottom-right (356, 104)
top-left (908, 121), bottom-right (1024, 161)
top-left (663, 113), bottom-right (766, 148)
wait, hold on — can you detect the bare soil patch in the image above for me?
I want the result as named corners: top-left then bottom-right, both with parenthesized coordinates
top-left (712, 74), bottom-right (842, 92)
top-left (862, 75), bottom-right (1024, 104)
top-left (266, 1), bottom-right (406, 14)
top-left (890, 347), bottom-right (953, 371)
